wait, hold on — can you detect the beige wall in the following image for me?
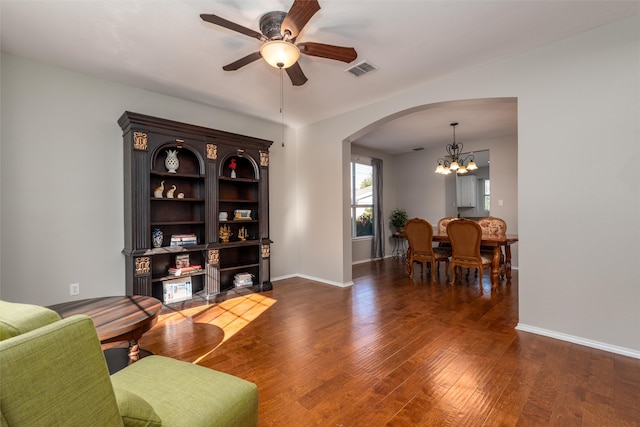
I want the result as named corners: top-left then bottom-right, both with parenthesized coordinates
top-left (1, 16), bottom-right (638, 357)
top-left (0, 53), bottom-right (290, 305)
top-left (295, 17), bottom-right (639, 355)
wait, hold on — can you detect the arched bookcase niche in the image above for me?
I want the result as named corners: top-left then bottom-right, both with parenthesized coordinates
top-left (151, 142), bottom-right (205, 176)
top-left (219, 151), bottom-right (260, 181)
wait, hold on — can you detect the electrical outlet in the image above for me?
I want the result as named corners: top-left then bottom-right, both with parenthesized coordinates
top-left (69, 283), bottom-right (80, 296)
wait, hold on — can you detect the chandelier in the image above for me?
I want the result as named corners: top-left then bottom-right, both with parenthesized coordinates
top-left (434, 122), bottom-right (478, 175)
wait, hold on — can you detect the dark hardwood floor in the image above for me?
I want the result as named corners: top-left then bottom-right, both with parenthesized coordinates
top-left (137, 258), bottom-right (639, 426)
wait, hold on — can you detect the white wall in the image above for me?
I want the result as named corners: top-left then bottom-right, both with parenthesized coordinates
top-left (0, 53), bottom-right (293, 305)
top-left (1, 16), bottom-right (638, 356)
top-left (294, 17), bottom-right (639, 355)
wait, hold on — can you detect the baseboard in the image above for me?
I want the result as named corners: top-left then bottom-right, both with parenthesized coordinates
top-left (516, 323), bottom-right (640, 359)
top-left (270, 273), bottom-right (298, 282)
top-left (271, 274), bottom-right (354, 288)
top-left (297, 274), bottom-right (354, 288)
top-left (352, 255), bottom-right (393, 265)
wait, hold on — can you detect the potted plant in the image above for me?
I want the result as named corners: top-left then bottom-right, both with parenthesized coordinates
top-left (389, 208), bottom-right (408, 232)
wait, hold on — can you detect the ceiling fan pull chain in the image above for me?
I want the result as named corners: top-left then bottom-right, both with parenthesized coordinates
top-left (280, 68), bottom-right (285, 147)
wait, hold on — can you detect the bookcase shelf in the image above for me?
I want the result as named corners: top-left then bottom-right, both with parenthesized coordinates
top-left (120, 111), bottom-right (273, 302)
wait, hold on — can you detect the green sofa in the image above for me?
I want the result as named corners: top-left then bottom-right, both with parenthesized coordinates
top-left (0, 300), bottom-right (258, 426)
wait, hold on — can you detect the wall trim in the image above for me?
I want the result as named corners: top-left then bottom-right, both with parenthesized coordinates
top-left (270, 274), bottom-right (298, 282)
top-left (516, 323), bottom-right (640, 359)
top-left (271, 274), bottom-right (354, 288)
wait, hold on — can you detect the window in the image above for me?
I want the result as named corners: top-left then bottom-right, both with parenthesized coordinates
top-left (351, 158), bottom-right (375, 238)
top-left (484, 179), bottom-right (491, 211)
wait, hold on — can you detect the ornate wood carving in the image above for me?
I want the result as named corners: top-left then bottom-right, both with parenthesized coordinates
top-left (133, 132), bottom-right (148, 151)
top-left (261, 244), bottom-right (270, 258)
top-left (135, 257), bottom-right (150, 275)
top-left (260, 151), bottom-right (269, 167)
top-left (206, 144), bottom-right (217, 160)
top-left (208, 249), bottom-right (220, 266)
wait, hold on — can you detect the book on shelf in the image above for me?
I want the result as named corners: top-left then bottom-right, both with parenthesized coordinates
top-left (163, 276), bottom-right (192, 304)
top-left (170, 233), bottom-right (198, 247)
top-left (175, 253), bottom-right (190, 268)
top-left (234, 272), bottom-right (254, 287)
top-left (168, 264), bottom-right (202, 276)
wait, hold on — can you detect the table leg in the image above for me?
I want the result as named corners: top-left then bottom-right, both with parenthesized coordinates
top-left (505, 244), bottom-right (513, 283)
top-left (128, 340), bottom-right (140, 363)
top-left (491, 247), bottom-right (501, 289)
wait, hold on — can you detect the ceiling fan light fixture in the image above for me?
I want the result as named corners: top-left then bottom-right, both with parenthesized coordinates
top-left (260, 40), bottom-right (300, 69)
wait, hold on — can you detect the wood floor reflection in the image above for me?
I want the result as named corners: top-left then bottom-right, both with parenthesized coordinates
top-left (138, 258), bottom-right (639, 426)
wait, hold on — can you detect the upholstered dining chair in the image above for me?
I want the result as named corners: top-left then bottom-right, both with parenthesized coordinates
top-left (437, 216), bottom-right (460, 234)
top-left (477, 216), bottom-right (507, 236)
top-left (405, 218), bottom-right (450, 282)
top-left (477, 216), bottom-right (507, 279)
top-left (447, 219), bottom-right (492, 287)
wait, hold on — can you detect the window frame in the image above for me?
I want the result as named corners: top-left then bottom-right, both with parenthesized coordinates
top-left (350, 156), bottom-right (375, 239)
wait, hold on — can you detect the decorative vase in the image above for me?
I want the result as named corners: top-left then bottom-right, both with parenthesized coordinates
top-left (152, 229), bottom-right (163, 248)
top-left (231, 170), bottom-right (236, 179)
top-left (165, 149), bottom-right (179, 173)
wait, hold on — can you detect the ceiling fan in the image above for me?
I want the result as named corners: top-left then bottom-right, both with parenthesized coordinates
top-left (200, 0), bottom-right (358, 86)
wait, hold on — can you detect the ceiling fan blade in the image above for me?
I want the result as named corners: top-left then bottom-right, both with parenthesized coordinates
top-left (200, 14), bottom-right (265, 41)
top-left (281, 0), bottom-right (321, 39)
top-left (298, 42), bottom-right (357, 63)
top-left (285, 62), bottom-right (308, 86)
top-left (222, 52), bottom-right (262, 71)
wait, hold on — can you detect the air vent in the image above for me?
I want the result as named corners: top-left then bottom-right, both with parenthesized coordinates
top-left (345, 60), bottom-right (378, 77)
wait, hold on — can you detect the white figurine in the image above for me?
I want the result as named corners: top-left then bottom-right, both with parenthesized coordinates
top-left (166, 185), bottom-right (177, 198)
top-left (177, 192), bottom-right (185, 199)
top-left (153, 180), bottom-right (165, 198)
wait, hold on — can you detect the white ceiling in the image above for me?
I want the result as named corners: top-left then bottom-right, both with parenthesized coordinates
top-left (1, 1), bottom-right (637, 154)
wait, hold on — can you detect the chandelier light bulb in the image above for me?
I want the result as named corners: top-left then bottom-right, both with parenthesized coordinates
top-left (467, 160), bottom-right (478, 170)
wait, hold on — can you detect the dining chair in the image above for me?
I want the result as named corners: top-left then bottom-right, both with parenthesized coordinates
top-left (447, 219), bottom-right (492, 287)
top-left (435, 217), bottom-right (459, 273)
top-left (477, 216), bottom-right (507, 236)
top-left (437, 216), bottom-right (460, 234)
top-left (477, 216), bottom-right (507, 279)
top-left (404, 218), bottom-right (450, 282)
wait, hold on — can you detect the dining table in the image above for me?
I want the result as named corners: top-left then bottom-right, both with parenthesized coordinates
top-left (432, 231), bottom-right (518, 288)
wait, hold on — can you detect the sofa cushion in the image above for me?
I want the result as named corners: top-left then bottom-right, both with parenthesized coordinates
top-left (0, 300), bottom-right (61, 340)
top-left (111, 355), bottom-right (258, 427)
top-left (0, 315), bottom-right (124, 426)
top-left (114, 387), bottom-right (162, 427)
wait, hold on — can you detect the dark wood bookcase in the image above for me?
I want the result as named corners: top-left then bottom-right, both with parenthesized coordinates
top-left (119, 111), bottom-right (273, 302)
